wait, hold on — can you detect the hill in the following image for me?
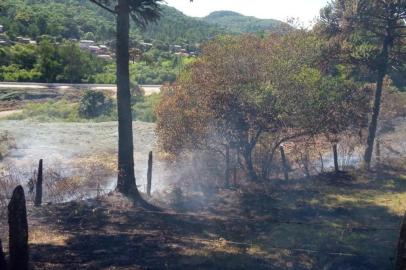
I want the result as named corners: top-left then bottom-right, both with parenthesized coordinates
top-left (0, 1), bottom-right (285, 45)
top-left (203, 10), bottom-right (287, 33)
top-left (142, 6), bottom-right (226, 44)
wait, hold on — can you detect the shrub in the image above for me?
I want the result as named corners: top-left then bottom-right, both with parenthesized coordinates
top-left (78, 90), bottom-right (113, 119)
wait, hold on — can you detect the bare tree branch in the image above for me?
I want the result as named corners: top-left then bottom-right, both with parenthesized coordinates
top-left (89, 0), bottom-right (116, 14)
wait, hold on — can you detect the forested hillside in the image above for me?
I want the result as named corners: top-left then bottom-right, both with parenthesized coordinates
top-left (0, 0), bottom-right (285, 44)
top-left (203, 11), bottom-right (288, 33)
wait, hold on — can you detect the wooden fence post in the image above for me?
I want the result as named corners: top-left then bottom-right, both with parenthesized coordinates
top-left (376, 139), bottom-right (381, 164)
top-left (0, 239), bottom-right (7, 270)
top-left (333, 144), bottom-right (339, 173)
top-left (280, 145), bottom-right (289, 181)
top-left (225, 145), bottom-right (230, 188)
top-left (8, 185), bottom-right (29, 270)
top-left (34, 159), bottom-right (43, 206)
top-left (395, 212), bottom-right (406, 270)
top-left (147, 151), bottom-right (152, 197)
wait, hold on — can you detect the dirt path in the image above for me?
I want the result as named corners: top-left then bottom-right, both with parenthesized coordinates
top-left (0, 82), bottom-right (161, 96)
top-left (0, 110), bottom-right (22, 118)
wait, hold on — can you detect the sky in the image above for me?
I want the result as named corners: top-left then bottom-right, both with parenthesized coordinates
top-left (165, 0), bottom-right (329, 25)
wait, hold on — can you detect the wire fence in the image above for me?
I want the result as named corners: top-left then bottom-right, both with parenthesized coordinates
top-left (1, 152), bottom-right (405, 268)
top-left (13, 204), bottom-right (400, 267)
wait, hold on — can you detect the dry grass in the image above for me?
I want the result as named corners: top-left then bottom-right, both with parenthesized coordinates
top-left (29, 227), bottom-right (69, 247)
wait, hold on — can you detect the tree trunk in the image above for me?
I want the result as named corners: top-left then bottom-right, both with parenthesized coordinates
top-left (280, 145), bottom-right (289, 181)
top-left (8, 186), bottom-right (28, 270)
top-left (116, 0), bottom-right (138, 196)
top-left (224, 145), bottom-right (230, 188)
top-left (233, 166), bottom-right (237, 187)
top-left (319, 152), bottom-right (324, 173)
top-left (147, 151), bottom-right (152, 196)
top-left (34, 159), bottom-right (43, 206)
top-left (364, 38), bottom-right (389, 169)
top-left (0, 239), bottom-right (7, 270)
top-left (243, 146), bottom-right (257, 182)
top-left (333, 144), bottom-right (339, 173)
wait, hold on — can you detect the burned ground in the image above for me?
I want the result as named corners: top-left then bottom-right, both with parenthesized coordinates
top-left (1, 160), bottom-right (405, 269)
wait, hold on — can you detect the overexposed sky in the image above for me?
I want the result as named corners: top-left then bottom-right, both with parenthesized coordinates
top-left (165, 0), bottom-right (328, 25)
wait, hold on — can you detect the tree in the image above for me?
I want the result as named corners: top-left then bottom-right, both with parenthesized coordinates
top-left (156, 33), bottom-right (324, 182)
top-left (59, 41), bottom-right (93, 83)
top-left (317, 0), bottom-right (406, 168)
top-left (35, 38), bottom-right (61, 83)
top-left (79, 90), bottom-right (113, 118)
top-left (89, 0), bottom-right (163, 196)
top-left (318, 78), bottom-right (370, 173)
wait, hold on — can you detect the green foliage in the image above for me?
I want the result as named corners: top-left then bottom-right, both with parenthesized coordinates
top-left (8, 98), bottom-right (117, 122)
top-left (78, 90), bottom-right (113, 119)
top-left (10, 100), bottom-right (80, 122)
top-left (132, 93), bottom-right (161, 122)
top-left (58, 41), bottom-right (98, 83)
top-left (0, 0), bottom-right (115, 41)
top-left (0, 0), bottom-right (287, 45)
top-left (0, 0), bottom-right (219, 44)
top-left (0, 41), bottom-right (107, 83)
top-left (142, 6), bottom-right (225, 44)
top-left (203, 11), bottom-right (288, 33)
top-left (93, 52), bottom-right (195, 85)
top-left (0, 64), bottom-right (41, 82)
top-left (35, 38), bottom-right (61, 82)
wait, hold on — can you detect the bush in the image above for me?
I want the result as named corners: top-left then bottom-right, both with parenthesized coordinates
top-left (78, 90), bottom-right (113, 119)
top-left (132, 93), bottom-right (161, 122)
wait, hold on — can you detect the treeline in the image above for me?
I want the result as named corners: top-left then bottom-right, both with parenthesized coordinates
top-left (202, 11), bottom-right (287, 33)
top-left (0, 40), bottom-right (194, 84)
top-left (0, 0), bottom-right (115, 42)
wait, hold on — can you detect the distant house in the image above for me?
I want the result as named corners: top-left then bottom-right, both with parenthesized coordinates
top-left (16, 37), bottom-right (32, 44)
top-left (98, 45), bottom-right (109, 53)
top-left (0, 25), bottom-right (4, 33)
top-left (88, 45), bottom-right (101, 54)
top-left (175, 52), bottom-right (189, 57)
top-left (22, 38), bottom-right (31, 44)
top-left (140, 42), bottom-right (153, 51)
top-left (79, 40), bottom-right (95, 49)
top-left (97, 54), bottom-right (113, 60)
top-left (171, 45), bottom-right (182, 52)
top-left (0, 40), bottom-right (9, 46)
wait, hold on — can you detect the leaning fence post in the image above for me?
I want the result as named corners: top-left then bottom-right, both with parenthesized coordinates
top-left (147, 151), bottom-right (152, 197)
top-left (8, 185), bottom-right (29, 270)
top-left (280, 145), bottom-right (289, 181)
top-left (0, 239), bottom-right (7, 270)
top-left (34, 159), bottom-right (43, 206)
